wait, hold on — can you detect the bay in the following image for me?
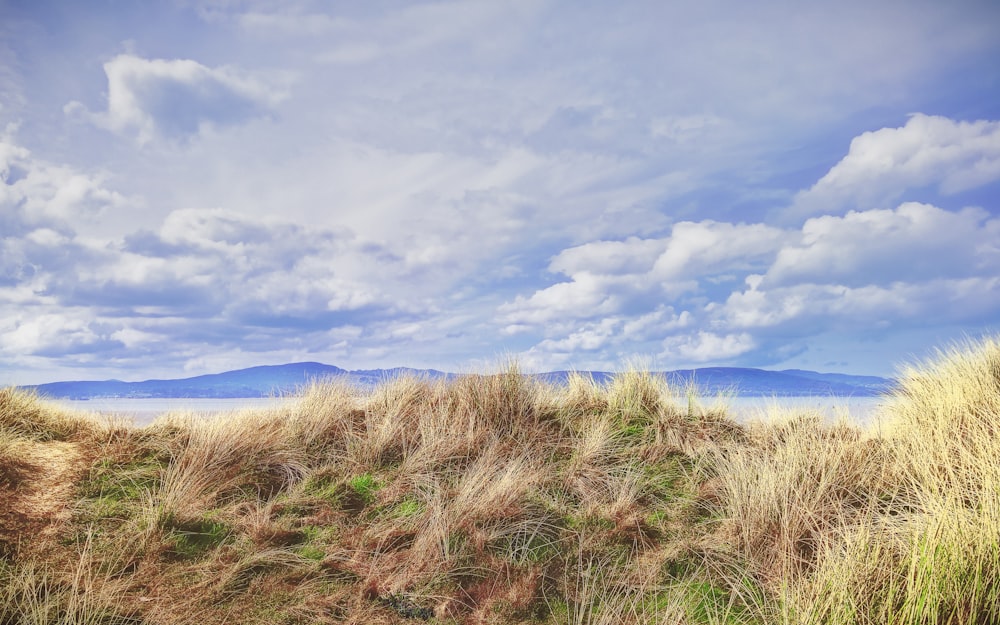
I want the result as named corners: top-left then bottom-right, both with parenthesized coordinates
top-left (58, 397), bottom-right (298, 426)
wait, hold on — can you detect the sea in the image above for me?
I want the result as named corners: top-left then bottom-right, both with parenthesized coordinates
top-left (54, 395), bottom-right (891, 428)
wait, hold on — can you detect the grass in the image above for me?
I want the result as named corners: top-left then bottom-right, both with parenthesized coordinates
top-left (1, 337), bottom-right (999, 623)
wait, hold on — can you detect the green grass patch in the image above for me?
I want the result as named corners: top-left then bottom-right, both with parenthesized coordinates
top-left (295, 544), bottom-right (326, 561)
top-left (563, 513), bottom-right (616, 532)
top-left (300, 469), bottom-right (344, 506)
top-left (681, 579), bottom-right (755, 624)
top-left (347, 473), bottom-right (381, 505)
top-left (81, 455), bottom-right (165, 501)
top-left (166, 517), bottom-right (231, 560)
top-left (390, 496), bottom-right (423, 518)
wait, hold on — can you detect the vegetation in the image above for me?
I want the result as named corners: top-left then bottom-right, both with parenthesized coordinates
top-left (1, 337), bottom-right (999, 623)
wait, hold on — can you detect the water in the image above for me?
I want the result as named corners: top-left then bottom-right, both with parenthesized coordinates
top-left (707, 396), bottom-right (888, 426)
top-left (53, 395), bottom-right (890, 428)
top-left (58, 397), bottom-right (298, 426)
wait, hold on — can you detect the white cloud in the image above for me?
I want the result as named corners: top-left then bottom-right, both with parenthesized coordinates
top-left (722, 277), bottom-right (1000, 332)
top-left (793, 114), bottom-right (1000, 217)
top-left (1, 312), bottom-right (107, 357)
top-left (241, 271), bottom-right (380, 316)
top-left (660, 331), bottom-right (756, 363)
top-left (650, 221), bottom-right (787, 280)
top-left (235, 11), bottom-right (350, 36)
top-left (500, 221), bottom-right (787, 327)
top-left (531, 307), bottom-right (692, 355)
top-left (767, 202), bottom-right (1000, 287)
top-left (622, 307), bottom-right (692, 340)
top-left (503, 196), bottom-right (1000, 369)
top-left (717, 200), bottom-right (1000, 335)
top-left (109, 208), bottom-right (400, 321)
top-left (499, 273), bottom-right (630, 325)
top-left (68, 54), bottom-right (284, 144)
top-left (549, 237), bottom-right (669, 276)
top-left (649, 114), bottom-right (726, 143)
top-left (109, 326), bottom-right (160, 349)
top-left (0, 135), bottom-right (125, 229)
top-left (534, 318), bottom-right (621, 353)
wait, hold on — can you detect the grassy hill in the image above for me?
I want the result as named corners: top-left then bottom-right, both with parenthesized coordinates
top-left (1, 338), bottom-right (998, 624)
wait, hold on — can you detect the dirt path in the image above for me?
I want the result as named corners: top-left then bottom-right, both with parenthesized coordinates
top-left (0, 439), bottom-right (87, 556)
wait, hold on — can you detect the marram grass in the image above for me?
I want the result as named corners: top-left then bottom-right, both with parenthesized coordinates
top-left (1, 339), bottom-right (999, 624)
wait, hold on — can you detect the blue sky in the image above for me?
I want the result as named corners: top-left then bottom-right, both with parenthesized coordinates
top-left (2, 0), bottom-right (1000, 384)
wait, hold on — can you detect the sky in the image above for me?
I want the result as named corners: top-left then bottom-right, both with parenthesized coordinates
top-left (1, 0), bottom-right (1000, 385)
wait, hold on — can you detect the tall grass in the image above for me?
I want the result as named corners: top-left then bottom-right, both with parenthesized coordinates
top-left (710, 413), bottom-right (886, 585)
top-left (781, 338), bottom-right (1000, 625)
top-left (0, 388), bottom-right (88, 442)
top-left (143, 409), bottom-right (308, 530)
top-left (2, 338), bottom-right (1000, 623)
top-left (0, 535), bottom-right (133, 625)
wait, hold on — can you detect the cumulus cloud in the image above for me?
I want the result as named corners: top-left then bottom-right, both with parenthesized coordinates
top-left (99, 208), bottom-right (397, 323)
top-left (711, 200), bottom-right (1000, 349)
top-left (505, 194), bottom-right (1000, 369)
top-left (1, 134), bottom-right (126, 309)
top-left (767, 202), bottom-right (1000, 287)
top-left (1, 312), bottom-right (117, 357)
top-left (499, 273), bottom-right (633, 326)
top-left (549, 237), bottom-right (669, 276)
top-left (500, 220), bottom-right (786, 327)
top-left (67, 54), bottom-right (284, 143)
top-left (722, 277), bottom-right (1000, 333)
top-left (792, 114), bottom-right (1000, 217)
top-left (649, 221), bottom-right (787, 280)
top-left (532, 307), bottom-right (691, 354)
top-left (0, 135), bottom-right (416, 373)
top-left (660, 331), bottom-right (756, 363)
top-left (503, 114), bottom-right (1000, 371)
top-left (1, 134), bottom-right (125, 231)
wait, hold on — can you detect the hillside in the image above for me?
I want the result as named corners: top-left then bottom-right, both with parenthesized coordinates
top-left (1, 338), bottom-right (998, 623)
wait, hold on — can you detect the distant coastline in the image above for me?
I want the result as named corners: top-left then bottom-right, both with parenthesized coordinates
top-left (21, 362), bottom-right (894, 400)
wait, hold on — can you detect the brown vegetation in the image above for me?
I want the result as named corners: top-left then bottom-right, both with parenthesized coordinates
top-left (1, 337), bottom-right (999, 623)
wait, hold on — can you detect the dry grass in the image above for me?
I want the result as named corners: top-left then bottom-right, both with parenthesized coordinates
top-left (710, 413), bottom-right (886, 585)
top-left (2, 337), bottom-right (1000, 623)
top-left (0, 533), bottom-right (134, 625)
top-left (0, 427), bottom-right (23, 471)
top-left (779, 337), bottom-right (1000, 625)
top-left (0, 388), bottom-right (89, 442)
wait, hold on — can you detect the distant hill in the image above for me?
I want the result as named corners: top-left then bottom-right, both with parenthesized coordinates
top-left (23, 362), bottom-right (894, 400)
top-left (537, 367), bottom-right (893, 397)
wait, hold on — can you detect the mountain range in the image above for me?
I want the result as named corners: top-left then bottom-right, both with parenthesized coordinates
top-left (23, 362), bottom-right (894, 400)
